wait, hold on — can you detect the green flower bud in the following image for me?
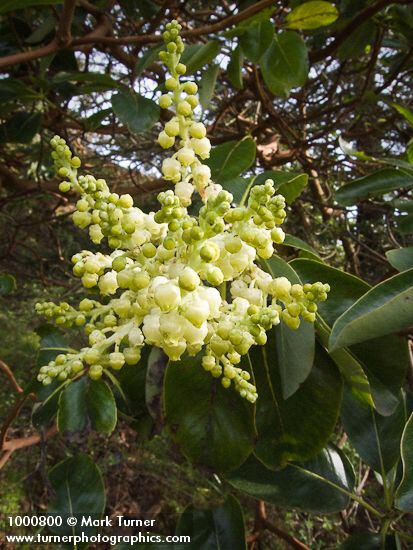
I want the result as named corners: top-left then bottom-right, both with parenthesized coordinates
top-left (200, 242), bottom-right (220, 262)
top-left (177, 147), bottom-right (195, 166)
top-left (118, 194), bottom-right (133, 208)
top-left (202, 355), bottom-right (215, 371)
top-left (186, 95), bottom-right (199, 108)
top-left (210, 336), bottom-right (229, 356)
top-left (177, 101), bottom-right (192, 116)
top-left (282, 310), bottom-right (300, 330)
top-left (59, 181), bottom-right (71, 193)
top-left (79, 298), bottom-right (94, 311)
top-left (179, 267), bottom-right (200, 291)
top-left (82, 273), bottom-right (99, 288)
top-left (89, 364), bottom-right (103, 380)
top-left (71, 360), bottom-right (83, 373)
top-left (154, 282), bottom-right (181, 311)
top-left (84, 348), bottom-right (101, 365)
top-left (184, 82), bottom-right (198, 95)
top-left (221, 377), bottom-right (231, 389)
top-left (132, 271), bottom-right (150, 290)
top-left (112, 256), bottom-right (127, 272)
top-left (165, 77), bottom-right (178, 90)
top-left (109, 352), bottom-right (125, 370)
top-left (165, 119), bottom-right (180, 137)
top-left (176, 63), bottom-right (186, 75)
top-left (189, 122), bottom-right (206, 139)
top-left (158, 131), bottom-right (175, 149)
top-left (271, 227), bottom-right (285, 244)
top-left (159, 94), bottom-right (173, 109)
top-left (123, 347), bottom-right (141, 365)
top-left (142, 243), bottom-right (157, 258)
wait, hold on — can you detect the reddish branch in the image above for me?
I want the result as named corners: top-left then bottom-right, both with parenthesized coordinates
top-left (0, 359), bottom-right (24, 394)
top-left (309, 0), bottom-right (413, 63)
top-left (0, 0), bottom-right (276, 70)
top-left (249, 501), bottom-right (311, 550)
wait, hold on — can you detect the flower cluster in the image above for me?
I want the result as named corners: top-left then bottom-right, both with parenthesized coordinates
top-left (36, 22), bottom-right (330, 402)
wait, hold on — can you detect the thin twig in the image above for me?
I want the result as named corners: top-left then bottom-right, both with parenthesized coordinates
top-left (0, 359), bottom-right (24, 394)
top-left (0, 0), bottom-right (276, 70)
top-left (253, 501), bottom-right (311, 550)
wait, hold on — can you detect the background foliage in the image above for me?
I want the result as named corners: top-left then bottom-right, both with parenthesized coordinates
top-left (1, 0), bottom-right (413, 549)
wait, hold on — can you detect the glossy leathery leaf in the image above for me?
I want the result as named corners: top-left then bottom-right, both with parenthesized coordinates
top-left (252, 336), bottom-right (342, 469)
top-left (335, 168), bottom-right (413, 205)
top-left (292, 259), bottom-right (408, 415)
top-left (164, 354), bottom-right (255, 472)
top-left (48, 454), bottom-right (105, 536)
top-left (112, 90), bottom-right (159, 134)
top-left (176, 495), bottom-right (247, 550)
top-left (57, 378), bottom-right (117, 435)
top-left (329, 268), bottom-right (413, 350)
top-left (286, 1), bottom-right (339, 30)
top-left (206, 136), bottom-right (256, 185)
top-left (395, 412), bottom-right (413, 511)
top-left (261, 32), bottom-right (308, 97)
top-left (386, 247), bottom-right (413, 271)
top-left (342, 388), bottom-right (406, 473)
top-left (227, 446), bottom-right (355, 514)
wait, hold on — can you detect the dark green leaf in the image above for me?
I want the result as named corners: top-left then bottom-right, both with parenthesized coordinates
top-left (25, 16), bottom-right (55, 44)
top-left (51, 72), bottom-right (119, 87)
top-left (277, 173), bottom-right (308, 204)
top-left (199, 64), bottom-right (220, 110)
top-left (87, 379), bottom-right (117, 434)
top-left (395, 412), bottom-right (413, 511)
top-left (275, 321), bottom-right (315, 399)
top-left (252, 338), bottom-right (342, 469)
top-left (282, 235), bottom-right (320, 259)
top-left (0, 0), bottom-right (62, 14)
top-left (135, 45), bottom-right (163, 77)
top-left (396, 213), bottom-right (413, 235)
top-left (57, 378), bottom-right (117, 434)
top-left (225, 8), bottom-right (276, 39)
top-left (261, 32), bottom-right (309, 97)
top-left (329, 268), bottom-right (413, 351)
top-left (57, 377), bottom-right (88, 433)
top-left (337, 21), bottom-right (376, 60)
top-left (286, 1), bottom-right (339, 30)
top-left (206, 136), bottom-right (256, 184)
top-left (240, 20), bottom-right (274, 62)
top-left (48, 454), bottom-right (105, 536)
top-left (164, 354), bottom-right (255, 472)
top-left (36, 324), bottom-right (69, 371)
top-left (112, 91), bottom-right (159, 134)
top-left (0, 112), bottom-right (42, 144)
top-left (0, 80), bottom-right (37, 103)
top-left (0, 273), bottom-right (16, 295)
top-left (176, 495), bottom-right (247, 550)
top-left (32, 387), bottom-right (61, 429)
top-left (227, 446), bottom-right (355, 514)
top-left (342, 388), bottom-right (406, 473)
top-left (223, 176), bottom-right (249, 204)
top-left (335, 168), bottom-right (413, 205)
top-left (227, 45), bottom-right (244, 90)
top-left (386, 247), bottom-right (413, 271)
top-left (292, 259), bottom-right (408, 415)
top-left (145, 347), bottom-right (167, 422)
top-left (264, 256), bottom-right (315, 398)
top-left (392, 103), bottom-right (413, 126)
top-left (84, 108), bottom-right (112, 131)
top-left (181, 42), bottom-right (221, 74)
top-left (339, 533), bottom-right (398, 550)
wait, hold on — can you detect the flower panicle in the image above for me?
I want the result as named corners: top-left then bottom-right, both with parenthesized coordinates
top-left (36, 22), bottom-right (331, 402)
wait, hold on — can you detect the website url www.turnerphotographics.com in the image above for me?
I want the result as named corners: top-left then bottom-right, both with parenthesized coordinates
top-left (1, 514), bottom-right (191, 546)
